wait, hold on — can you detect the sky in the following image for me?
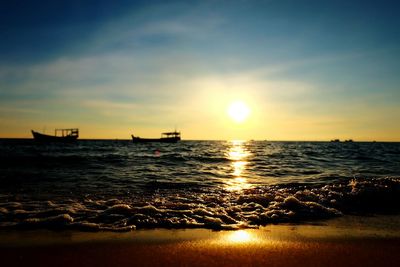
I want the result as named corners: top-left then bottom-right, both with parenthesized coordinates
top-left (1, 0), bottom-right (400, 140)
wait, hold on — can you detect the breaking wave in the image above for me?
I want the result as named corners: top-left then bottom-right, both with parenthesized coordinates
top-left (1, 177), bottom-right (399, 231)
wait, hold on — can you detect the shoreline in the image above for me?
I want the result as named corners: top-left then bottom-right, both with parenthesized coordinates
top-left (1, 215), bottom-right (400, 266)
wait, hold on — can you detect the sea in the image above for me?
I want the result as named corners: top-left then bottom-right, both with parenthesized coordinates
top-left (0, 139), bottom-right (399, 231)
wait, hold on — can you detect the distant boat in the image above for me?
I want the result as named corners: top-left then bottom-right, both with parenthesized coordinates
top-left (31, 128), bottom-right (79, 142)
top-left (330, 139), bottom-right (354, 143)
top-left (131, 131), bottom-right (181, 143)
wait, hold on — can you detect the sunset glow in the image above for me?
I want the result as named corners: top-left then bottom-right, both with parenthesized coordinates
top-left (0, 1), bottom-right (399, 141)
top-left (227, 101), bottom-right (250, 123)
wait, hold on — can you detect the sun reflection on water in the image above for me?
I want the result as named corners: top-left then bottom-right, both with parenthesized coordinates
top-left (225, 140), bottom-right (252, 191)
top-left (232, 161), bottom-right (246, 177)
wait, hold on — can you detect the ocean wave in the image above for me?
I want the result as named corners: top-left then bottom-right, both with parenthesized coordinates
top-left (1, 177), bottom-right (399, 232)
top-left (1, 140), bottom-right (400, 231)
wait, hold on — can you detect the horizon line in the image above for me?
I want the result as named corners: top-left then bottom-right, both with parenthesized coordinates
top-left (0, 137), bottom-right (399, 143)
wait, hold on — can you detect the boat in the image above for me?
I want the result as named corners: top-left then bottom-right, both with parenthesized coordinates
top-left (132, 131), bottom-right (181, 143)
top-left (31, 128), bottom-right (79, 142)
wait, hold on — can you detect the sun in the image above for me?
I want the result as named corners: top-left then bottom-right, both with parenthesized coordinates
top-left (227, 101), bottom-right (250, 123)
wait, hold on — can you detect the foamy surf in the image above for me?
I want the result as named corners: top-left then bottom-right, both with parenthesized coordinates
top-left (1, 178), bottom-right (399, 231)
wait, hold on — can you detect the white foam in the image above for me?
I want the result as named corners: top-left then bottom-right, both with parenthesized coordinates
top-left (0, 178), bottom-right (398, 231)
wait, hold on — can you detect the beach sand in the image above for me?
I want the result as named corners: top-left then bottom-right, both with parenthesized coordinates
top-left (1, 215), bottom-right (400, 267)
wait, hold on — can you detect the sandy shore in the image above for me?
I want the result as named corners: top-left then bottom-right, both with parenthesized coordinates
top-left (1, 215), bottom-right (400, 267)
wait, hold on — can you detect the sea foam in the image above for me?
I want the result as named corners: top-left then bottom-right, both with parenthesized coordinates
top-left (0, 178), bottom-right (399, 231)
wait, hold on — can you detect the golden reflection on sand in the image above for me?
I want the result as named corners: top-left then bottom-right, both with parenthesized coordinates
top-left (225, 230), bottom-right (254, 243)
top-left (211, 229), bottom-right (270, 246)
top-left (225, 140), bottom-right (252, 191)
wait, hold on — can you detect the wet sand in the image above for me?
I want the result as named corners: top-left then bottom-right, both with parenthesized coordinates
top-left (1, 216), bottom-right (400, 267)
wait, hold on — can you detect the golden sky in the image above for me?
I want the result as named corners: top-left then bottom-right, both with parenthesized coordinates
top-left (1, 1), bottom-right (399, 141)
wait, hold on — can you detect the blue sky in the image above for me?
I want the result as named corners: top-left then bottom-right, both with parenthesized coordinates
top-left (1, 0), bottom-right (400, 140)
